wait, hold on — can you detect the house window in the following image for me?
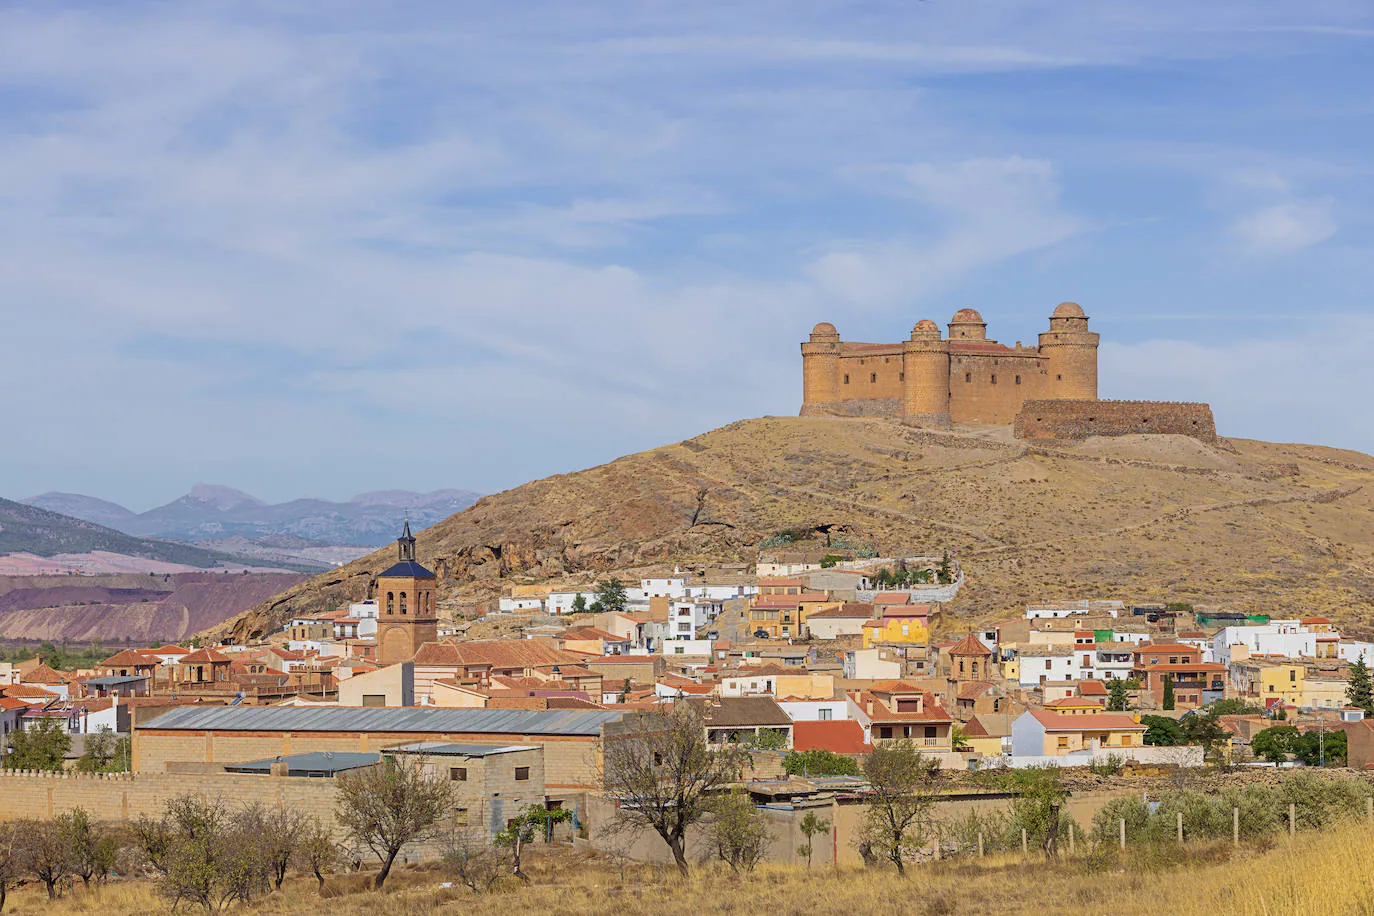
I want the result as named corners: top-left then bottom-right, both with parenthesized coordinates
top-left (1057, 736), bottom-right (1069, 749)
top-left (1121, 735), bottom-right (1133, 747)
top-left (362, 694), bottom-right (386, 707)
top-left (879, 726), bottom-right (893, 739)
top-left (515, 767), bottom-right (530, 781)
top-left (454, 808), bottom-right (469, 825)
top-left (819, 708), bottom-right (833, 721)
top-left (450, 767), bottom-right (468, 781)
top-left (924, 726), bottom-right (937, 738)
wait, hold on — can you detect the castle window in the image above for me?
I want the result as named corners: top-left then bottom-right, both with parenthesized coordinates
top-left (965, 372), bottom-right (972, 383)
top-left (990, 374), bottom-right (997, 385)
top-left (1015, 375), bottom-right (1021, 385)
top-left (843, 374), bottom-right (849, 384)
top-left (400, 592), bottom-right (408, 615)
top-left (386, 592), bottom-right (394, 615)
top-left (870, 373), bottom-right (877, 383)
top-left (1056, 374), bottom-right (1062, 381)
top-left (899, 372), bottom-right (904, 381)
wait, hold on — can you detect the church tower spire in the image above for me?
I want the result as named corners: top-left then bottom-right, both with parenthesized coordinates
top-left (397, 514), bottom-right (416, 562)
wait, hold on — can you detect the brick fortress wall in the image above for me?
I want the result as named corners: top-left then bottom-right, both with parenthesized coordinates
top-left (1014, 399), bottom-right (1218, 444)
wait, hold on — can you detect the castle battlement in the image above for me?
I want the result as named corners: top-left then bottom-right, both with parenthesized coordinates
top-left (800, 304), bottom-right (1099, 427)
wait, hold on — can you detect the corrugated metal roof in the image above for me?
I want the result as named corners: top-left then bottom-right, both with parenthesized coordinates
top-left (385, 742), bottom-right (532, 757)
top-left (225, 751), bottom-right (380, 774)
top-left (141, 704), bottom-right (627, 736)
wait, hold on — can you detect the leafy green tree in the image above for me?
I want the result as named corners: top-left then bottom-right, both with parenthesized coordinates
top-left (590, 578), bottom-right (627, 614)
top-left (1346, 654), bottom-right (1374, 717)
top-left (798, 811), bottom-right (830, 869)
top-left (734, 728), bottom-right (788, 750)
top-left (1252, 725), bottom-right (1300, 766)
top-left (496, 805), bottom-right (573, 881)
top-left (1141, 715), bottom-right (1183, 746)
top-left (570, 594), bottom-right (588, 615)
top-left (5, 718), bottom-right (71, 771)
top-left (1106, 679), bottom-right (1131, 712)
top-left (820, 555), bottom-right (844, 569)
top-left (1179, 710), bottom-right (1231, 759)
top-left (707, 791), bottom-right (771, 873)
top-left (782, 749), bottom-right (860, 777)
top-left (858, 740), bottom-right (940, 875)
top-left (1009, 766), bottom-right (1074, 856)
top-left (1293, 729), bottom-right (1346, 767)
top-left (21, 818), bottom-right (72, 900)
top-left (950, 724), bottom-right (970, 752)
top-left (1162, 674), bottom-right (1176, 711)
top-left (131, 795), bottom-right (271, 913)
top-left (1208, 698), bottom-right (1264, 716)
top-left (76, 728), bottom-right (129, 774)
top-left (936, 551), bottom-right (954, 585)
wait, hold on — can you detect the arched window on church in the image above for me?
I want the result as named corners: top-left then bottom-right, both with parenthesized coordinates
top-left (386, 592), bottom-right (394, 615)
top-left (400, 592), bottom-right (408, 615)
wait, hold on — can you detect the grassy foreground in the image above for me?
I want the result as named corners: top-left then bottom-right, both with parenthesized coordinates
top-left (7, 823), bottom-right (1374, 916)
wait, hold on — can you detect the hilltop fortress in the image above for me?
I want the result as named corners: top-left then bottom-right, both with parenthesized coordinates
top-left (801, 303), bottom-right (1217, 442)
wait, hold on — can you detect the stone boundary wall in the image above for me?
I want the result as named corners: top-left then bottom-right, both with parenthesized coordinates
top-left (801, 397), bottom-right (903, 420)
top-left (1014, 399), bottom-right (1217, 444)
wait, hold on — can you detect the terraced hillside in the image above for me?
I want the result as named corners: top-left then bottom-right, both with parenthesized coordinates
top-left (215, 417), bottom-right (1374, 642)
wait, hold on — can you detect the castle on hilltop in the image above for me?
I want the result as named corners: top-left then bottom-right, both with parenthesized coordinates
top-left (801, 303), bottom-right (1217, 442)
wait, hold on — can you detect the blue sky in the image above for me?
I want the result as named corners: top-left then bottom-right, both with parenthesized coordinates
top-left (2, 1), bottom-right (1373, 509)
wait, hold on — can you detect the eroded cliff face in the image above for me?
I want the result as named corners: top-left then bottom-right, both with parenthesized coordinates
top-left (213, 417), bottom-right (1374, 643)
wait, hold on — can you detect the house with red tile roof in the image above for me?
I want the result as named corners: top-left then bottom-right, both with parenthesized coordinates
top-left (1131, 642), bottom-right (1227, 708)
top-left (1011, 708), bottom-right (1147, 757)
top-left (792, 719), bottom-right (869, 755)
top-left (848, 681), bottom-right (954, 752)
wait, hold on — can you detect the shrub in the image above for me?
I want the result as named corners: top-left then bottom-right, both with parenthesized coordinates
top-left (783, 749), bottom-right (860, 777)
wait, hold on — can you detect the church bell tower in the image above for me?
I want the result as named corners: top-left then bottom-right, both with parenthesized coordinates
top-left (375, 517), bottom-right (439, 666)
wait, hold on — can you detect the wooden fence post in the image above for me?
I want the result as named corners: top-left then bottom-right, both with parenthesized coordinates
top-left (1233, 806), bottom-right (1239, 846)
top-left (1068, 823), bottom-right (1075, 855)
top-left (1022, 828), bottom-right (1028, 855)
top-left (1177, 811), bottom-right (1183, 844)
top-left (1367, 796), bottom-right (1372, 823)
top-left (978, 832), bottom-right (984, 858)
top-left (1289, 803), bottom-right (1296, 839)
top-left (1119, 817), bottom-right (1126, 851)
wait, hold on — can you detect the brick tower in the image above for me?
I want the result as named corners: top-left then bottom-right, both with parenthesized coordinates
top-left (375, 519), bottom-right (438, 666)
top-left (901, 319), bottom-right (951, 427)
top-left (1037, 302), bottom-right (1099, 400)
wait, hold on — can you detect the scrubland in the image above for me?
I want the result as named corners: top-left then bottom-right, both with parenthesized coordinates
top-left (9, 819), bottom-right (1373, 916)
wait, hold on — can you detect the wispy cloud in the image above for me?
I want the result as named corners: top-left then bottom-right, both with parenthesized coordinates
top-left (1228, 200), bottom-right (1338, 255)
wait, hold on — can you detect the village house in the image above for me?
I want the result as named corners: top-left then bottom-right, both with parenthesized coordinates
top-left (1010, 709), bottom-right (1147, 757)
top-left (848, 681), bottom-right (954, 751)
top-left (805, 603), bottom-right (874, 639)
top-left (1132, 642), bottom-right (1227, 707)
top-left (861, 602), bottom-right (933, 647)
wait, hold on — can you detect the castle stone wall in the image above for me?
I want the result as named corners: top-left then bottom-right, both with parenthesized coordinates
top-left (1014, 399), bottom-right (1217, 443)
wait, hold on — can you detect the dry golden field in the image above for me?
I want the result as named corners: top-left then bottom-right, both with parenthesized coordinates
top-left (218, 416), bottom-right (1374, 642)
top-left (8, 821), bottom-right (1374, 916)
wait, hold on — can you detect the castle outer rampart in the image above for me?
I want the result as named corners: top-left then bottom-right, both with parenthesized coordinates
top-left (1014, 400), bottom-right (1218, 444)
top-left (800, 303), bottom-right (1099, 427)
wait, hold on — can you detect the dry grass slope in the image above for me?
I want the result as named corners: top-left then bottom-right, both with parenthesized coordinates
top-left (8, 822), bottom-right (1374, 916)
top-left (214, 417), bottom-right (1374, 642)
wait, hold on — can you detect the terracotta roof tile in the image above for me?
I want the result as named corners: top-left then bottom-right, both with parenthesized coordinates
top-left (947, 634), bottom-right (993, 657)
top-left (793, 720), bottom-right (867, 754)
top-left (1027, 709), bottom-right (1145, 732)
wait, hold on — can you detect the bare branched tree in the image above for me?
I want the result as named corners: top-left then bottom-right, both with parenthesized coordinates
top-left (0, 822), bottom-right (21, 913)
top-left (335, 754), bottom-right (454, 890)
top-left (440, 829), bottom-right (505, 895)
top-left (859, 740), bottom-right (942, 875)
top-left (21, 818), bottom-right (72, 900)
top-left (239, 804), bottom-right (309, 891)
top-left (601, 703), bottom-right (747, 877)
top-left (130, 795), bottom-right (269, 914)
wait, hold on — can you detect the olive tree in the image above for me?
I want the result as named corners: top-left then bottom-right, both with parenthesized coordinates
top-left (131, 794), bottom-right (270, 914)
top-left (0, 823), bottom-right (21, 913)
top-left (601, 703), bottom-right (748, 877)
top-left (335, 754), bottom-right (455, 890)
top-left (707, 790), bottom-right (771, 873)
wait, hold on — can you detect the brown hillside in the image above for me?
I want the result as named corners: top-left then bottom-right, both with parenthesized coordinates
top-left (214, 417), bottom-right (1374, 643)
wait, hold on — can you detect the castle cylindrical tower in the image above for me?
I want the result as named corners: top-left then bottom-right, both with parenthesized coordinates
top-left (902, 319), bottom-right (951, 427)
top-left (947, 308), bottom-right (987, 341)
top-left (800, 322), bottom-right (842, 416)
top-left (1037, 302), bottom-right (1099, 400)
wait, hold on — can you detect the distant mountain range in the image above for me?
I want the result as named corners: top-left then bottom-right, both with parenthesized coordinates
top-left (0, 497), bottom-right (291, 569)
top-left (22, 485), bottom-right (481, 547)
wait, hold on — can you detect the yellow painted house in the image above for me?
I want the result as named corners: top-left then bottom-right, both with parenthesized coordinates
top-left (861, 615), bottom-right (930, 648)
top-left (1257, 664), bottom-right (1306, 706)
